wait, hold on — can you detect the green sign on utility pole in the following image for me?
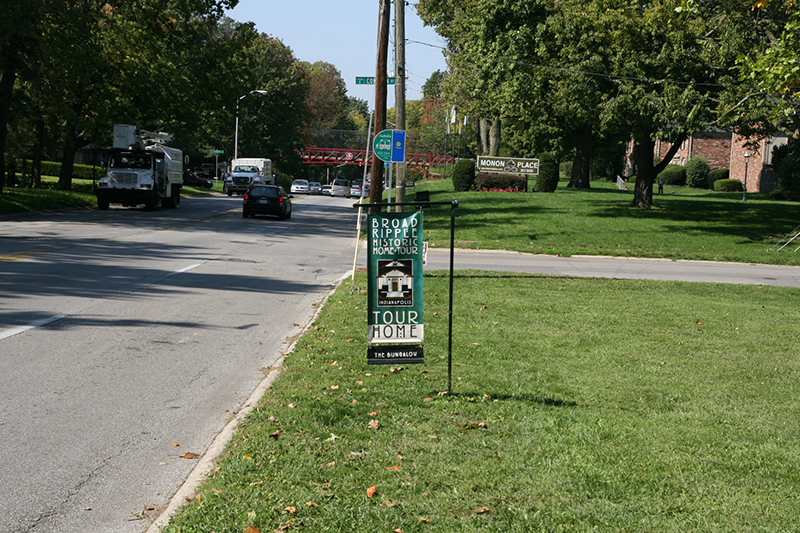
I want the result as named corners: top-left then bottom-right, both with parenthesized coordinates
top-left (356, 77), bottom-right (396, 85)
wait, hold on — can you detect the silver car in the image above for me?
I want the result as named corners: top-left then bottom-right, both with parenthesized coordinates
top-left (290, 179), bottom-right (309, 194)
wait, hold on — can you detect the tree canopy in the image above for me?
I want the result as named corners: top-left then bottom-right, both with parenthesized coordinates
top-left (418, 0), bottom-right (793, 207)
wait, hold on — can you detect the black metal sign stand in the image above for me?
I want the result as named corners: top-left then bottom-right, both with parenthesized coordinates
top-left (355, 200), bottom-right (459, 393)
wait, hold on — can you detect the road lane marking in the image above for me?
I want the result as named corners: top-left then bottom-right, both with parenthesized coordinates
top-left (0, 315), bottom-right (66, 341)
top-left (166, 263), bottom-right (203, 278)
top-left (0, 250), bottom-right (48, 262)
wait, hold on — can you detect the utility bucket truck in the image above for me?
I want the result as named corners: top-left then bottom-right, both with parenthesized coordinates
top-left (95, 124), bottom-right (183, 210)
top-left (226, 158), bottom-right (273, 196)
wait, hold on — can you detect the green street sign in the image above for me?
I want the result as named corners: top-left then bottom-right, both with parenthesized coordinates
top-left (373, 129), bottom-right (393, 162)
top-left (209, 149), bottom-right (224, 154)
top-left (356, 77), bottom-right (396, 85)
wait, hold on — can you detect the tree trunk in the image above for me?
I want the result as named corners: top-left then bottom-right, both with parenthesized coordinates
top-left (59, 124), bottom-right (77, 191)
top-left (632, 137), bottom-right (655, 208)
top-left (31, 120), bottom-right (44, 188)
top-left (489, 119), bottom-right (501, 156)
top-left (0, 50), bottom-right (18, 194)
top-left (568, 126), bottom-right (592, 189)
top-left (631, 132), bottom-right (687, 208)
top-left (478, 118), bottom-right (490, 156)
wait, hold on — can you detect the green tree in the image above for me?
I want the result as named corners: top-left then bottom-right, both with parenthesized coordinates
top-left (301, 61), bottom-right (350, 131)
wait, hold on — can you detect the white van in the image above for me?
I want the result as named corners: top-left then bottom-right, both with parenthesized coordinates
top-left (331, 179), bottom-right (350, 197)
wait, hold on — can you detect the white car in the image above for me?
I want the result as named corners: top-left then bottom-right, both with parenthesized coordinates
top-left (290, 179), bottom-right (309, 194)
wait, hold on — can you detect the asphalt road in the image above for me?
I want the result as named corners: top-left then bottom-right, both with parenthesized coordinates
top-left (0, 192), bottom-right (360, 532)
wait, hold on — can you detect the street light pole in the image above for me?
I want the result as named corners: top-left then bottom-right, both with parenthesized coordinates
top-left (234, 90), bottom-right (268, 160)
top-left (742, 151), bottom-right (750, 202)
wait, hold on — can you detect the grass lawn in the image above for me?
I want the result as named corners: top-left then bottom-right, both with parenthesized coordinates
top-left (163, 272), bottom-right (800, 532)
top-left (413, 179), bottom-right (800, 265)
top-left (0, 175), bottom-right (224, 216)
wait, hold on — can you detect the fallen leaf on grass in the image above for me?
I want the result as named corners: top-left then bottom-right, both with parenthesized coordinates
top-left (305, 501), bottom-right (319, 507)
top-left (323, 461), bottom-right (336, 467)
top-left (368, 419), bottom-right (380, 430)
top-left (423, 397), bottom-right (433, 402)
top-left (392, 528), bottom-right (404, 533)
top-left (284, 506), bottom-right (296, 514)
top-left (366, 485), bottom-right (377, 498)
top-left (473, 506), bottom-right (490, 514)
top-left (472, 343), bottom-right (481, 346)
top-left (345, 338), bottom-right (354, 342)
top-left (331, 385), bottom-right (339, 390)
top-left (389, 366), bottom-right (404, 372)
top-left (386, 465), bottom-right (400, 471)
top-left (242, 526), bottom-right (261, 533)
top-left (381, 500), bottom-right (401, 508)
top-left (179, 452), bottom-right (199, 459)
top-left (418, 517), bottom-right (431, 522)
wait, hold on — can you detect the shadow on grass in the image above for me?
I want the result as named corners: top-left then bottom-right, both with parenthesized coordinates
top-left (448, 391), bottom-right (578, 407)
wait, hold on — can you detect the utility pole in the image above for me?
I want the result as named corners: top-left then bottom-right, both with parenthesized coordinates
top-left (369, 0), bottom-right (391, 212)
top-left (394, 0), bottom-right (406, 211)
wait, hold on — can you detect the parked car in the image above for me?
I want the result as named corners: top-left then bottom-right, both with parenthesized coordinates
top-left (183, 170), bottom-right (213, 188)
top-left (309, 181), bottom-right (322, 194)
top-left (322, 185), bottom-right (332, 196)
top-left (331, 179), bottom-right (349, 197)
top-left (350, 184), bottom-right (362, 198)
top-left (290, 179), bottom-right (309, 194)
top-left (242, 185), bottom-right (292, 220)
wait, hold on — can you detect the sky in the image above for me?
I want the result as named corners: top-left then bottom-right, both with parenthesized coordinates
top-left (222, 0), bottom-right (449, 110)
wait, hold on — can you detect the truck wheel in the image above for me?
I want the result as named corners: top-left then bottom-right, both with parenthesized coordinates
top-left (97, 198), bottom-right (110, 210)
top-left (145, 196), bottom-right (158, 211)
top-left (227, 190), bottom-right (233, 197)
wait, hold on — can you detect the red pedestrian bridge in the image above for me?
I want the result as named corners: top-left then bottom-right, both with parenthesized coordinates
top-left (299, 147), bottom-right (452, 177)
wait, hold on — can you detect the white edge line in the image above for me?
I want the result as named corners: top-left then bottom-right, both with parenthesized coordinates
top-left (166, 263), bottom-right (203, 278)
top-left (146, 270), bottom-right (353, 532)
top-left (0, 314), bottom-right (67, 341)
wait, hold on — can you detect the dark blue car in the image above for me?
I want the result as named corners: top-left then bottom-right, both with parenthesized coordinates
top-left (242, 185), bottom-right (292, 220)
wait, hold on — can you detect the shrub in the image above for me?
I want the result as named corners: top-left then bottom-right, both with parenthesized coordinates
top-left (769, 189), bottom-right (790, 201)
top-left (475, 172), bottom-right (527, 191)
top-left (685, 156), bottom-right (710, 188)
top-left (713, 178), bottom-right (743, 192)
top-left (535, 152), bottom-right (559, 192)
top-left (452, 159), bottom-right (476, 192)
top-left (17, 159), bottom-right (105, 181)
top-left (658, 164), bottom-right (686, 186)
top-left (707, 168), bottom-right (729, 188)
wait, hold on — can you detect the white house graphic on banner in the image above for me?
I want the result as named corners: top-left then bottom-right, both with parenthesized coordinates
top-left (377, 259), bottom-right (414, 306)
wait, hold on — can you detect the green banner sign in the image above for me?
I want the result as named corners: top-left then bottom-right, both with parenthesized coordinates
top-left (367, 211), bottom-right (424, 363)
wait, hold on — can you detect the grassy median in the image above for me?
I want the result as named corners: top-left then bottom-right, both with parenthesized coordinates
top-left (163, 271), bottom-right (800, 532)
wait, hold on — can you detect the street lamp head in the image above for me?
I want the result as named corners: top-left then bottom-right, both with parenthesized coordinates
top-left (744, 152), bottom-right (751, 159)
top-left (253, 89), bottom-right (268, 95)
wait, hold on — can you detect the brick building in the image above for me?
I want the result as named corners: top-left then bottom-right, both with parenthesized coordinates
top-left (628, 131), bottom-right (786, 192)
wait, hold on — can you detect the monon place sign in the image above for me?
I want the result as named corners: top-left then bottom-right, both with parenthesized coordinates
top-left (477, 155), bottom-right (540, 175)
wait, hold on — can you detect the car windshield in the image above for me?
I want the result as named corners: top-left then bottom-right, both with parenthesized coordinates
top-left (234, 166), bottom-right (258, 172)
top-left (250, 186), bottom-right (278, 197)
top-left (110, 154), bottom-right (151, 170)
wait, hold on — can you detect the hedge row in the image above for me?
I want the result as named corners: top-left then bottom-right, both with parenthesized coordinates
top-left (475, 172), bottom-right (527, 191)
top-left (15, 159), bottom-right (105, 180)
